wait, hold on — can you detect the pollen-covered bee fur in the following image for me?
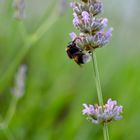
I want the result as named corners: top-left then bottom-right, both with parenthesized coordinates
top-left (66, 40), bottom-right (91, 65)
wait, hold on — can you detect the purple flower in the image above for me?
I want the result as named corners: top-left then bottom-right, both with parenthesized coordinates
top-left (82, 104), bottom-right (95, 115)
top-left (93, 28), bottom-right (113, 47)
top-left (82, 11), bottom-right (90, 24)
top-left (107, 98), bottom-right (117, 108)
top-left (82, 98), bottom-right (123, 124)
top-left (91, 18), bottom-right (108, 32)
top-left (105, 27), bottom-right (113, 39)
top-left (73, 13), bottom-right (81, 26)
top-left (69, 32), bottom-right (77, 41)
top-left (101, 18), bottom-right (108, 27)
top-left (89, 1), bottom-right (103, 15)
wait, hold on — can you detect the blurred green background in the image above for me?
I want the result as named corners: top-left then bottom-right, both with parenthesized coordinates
top-left (0, 0), bottom-right (140, 140)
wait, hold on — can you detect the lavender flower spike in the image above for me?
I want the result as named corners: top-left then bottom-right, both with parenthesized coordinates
top-left (82, 98), bottom-right (123, 124)
top-left (67, 0), bottom-right (113, 65)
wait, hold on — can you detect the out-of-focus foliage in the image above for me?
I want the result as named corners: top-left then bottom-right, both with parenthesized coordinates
top-left (0, 0), bottom-right (140, 140)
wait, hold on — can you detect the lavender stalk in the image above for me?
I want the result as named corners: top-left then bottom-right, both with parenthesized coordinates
top-left (66, 0), bottom-right (123, 140)
top-left (0, 65), bottom-right (27, 140)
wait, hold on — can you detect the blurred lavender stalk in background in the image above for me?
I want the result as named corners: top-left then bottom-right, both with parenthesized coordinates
top-left (0, 65), bottom-right (27, 139)
top-left (59, 0), bottom-right (67, 16)
top-left (12, 64), bottom-right (27, 98)
top-left (13, 0), bottom-right (26, 20)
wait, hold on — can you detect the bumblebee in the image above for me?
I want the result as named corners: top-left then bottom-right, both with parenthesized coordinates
top-left (66, 40), bottom-right (91, 65)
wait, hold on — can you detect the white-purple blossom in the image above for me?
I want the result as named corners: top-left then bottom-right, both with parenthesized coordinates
top-left (82, 99), bottom-right (123, 124)
top-left (82, 11), bottom-right (90, 24)
top-left (101, 18), bottom-right (108, 28)
top-left (69, 32), bottom-right (77, 41)
top-left (73, 13), bottom-right (82, 27)
top-left (83, 104), bottom-right (95, 115)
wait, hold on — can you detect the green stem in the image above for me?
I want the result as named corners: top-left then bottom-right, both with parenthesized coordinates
top-left (91, 52), bottom-right (110, 140)
top-left (29, 12), bottom-right (58, 46)
top-left (103, 123), bottom-right (109, 140)
top-left (91, 52), bottom-right (103, 106)
top-left (4, 96), bottom-right (18, 126)
top-left (0, 95), bottom-right (18, 140)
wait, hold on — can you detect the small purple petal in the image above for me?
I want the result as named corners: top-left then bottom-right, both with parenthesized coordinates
top-left (82, 104), bottom-right (94, 115)
top-left (114, 106), bottom-right (123, 113)
top-left (107, 98), bottom-right (117, 110)
top-left (73, 14), bottom-right (81, 26)
top-left (105, 28), bottom-right (113, 38)
top-left (89, 104), bottom-right (95, 113)
top-left (101, 18), bottom-right (108, 27)
top-left (82, 11), bottom-right (90, 23)
top-left (107, 98), bottom-right (117, 106)
top-left (82, 104), bottom-right (90, 114)
top-left (69, 32), bottom-right (77, 41)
